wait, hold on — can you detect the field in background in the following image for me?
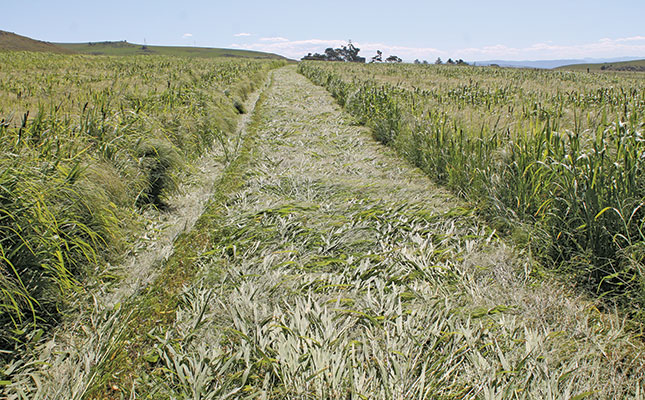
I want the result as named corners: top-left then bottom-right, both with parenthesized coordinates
top-left (299, 62), bottom-right (645, 320)
top-left (0, 30), bottom-right (287, 60)
top-left (57, 41), bottom-right (289, 60)
top-left (0, 52), bottom-right (284, 352)
top-left (557, 59), bottom-right (645, 71)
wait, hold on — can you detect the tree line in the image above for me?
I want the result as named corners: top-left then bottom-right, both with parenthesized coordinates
top-left (302, 42), bottom-right (469, 65)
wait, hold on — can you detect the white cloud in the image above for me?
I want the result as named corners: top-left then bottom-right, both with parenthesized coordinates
top-left (615, 36), bottom-right (645, 43)
top-left (260, 37), bottom-right (289, 42)
top-left (229, 36), bottom-right (645, 62)
top-left (234, 32), bottom-right (252, 37)
top-left (454, 36), bottom-right (645, 60)
top-left (182, 33), bottom-right (193, 39)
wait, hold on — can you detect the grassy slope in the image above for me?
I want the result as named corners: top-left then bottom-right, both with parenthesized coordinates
top-left (58, 41), bottom-right (288, 60)
top-left (0, 30), bottom-right (287, 60)
top-left (0, 30), bottom-right (74, 53)
top-left (557, 59), bottom-right (645, 71)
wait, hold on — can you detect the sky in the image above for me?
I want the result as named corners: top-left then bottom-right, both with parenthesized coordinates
top-left (4, 0), bottom-right (645, 62)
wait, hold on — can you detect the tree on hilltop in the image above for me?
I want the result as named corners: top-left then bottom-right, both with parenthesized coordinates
top-left (302, 41), bottom-right (365, 63)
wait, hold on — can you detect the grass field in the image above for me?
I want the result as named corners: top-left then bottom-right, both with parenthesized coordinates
top-left (57, 41), bottom-right (288, 60)
top-left (0, 52), bottom-right (285, 355)
top-left (0, 30), bottom-right (287, 60)
top-left (298, 61), bottom-right (645, 321)
top-left (1, 49), bottom-right (645, 398)
top-left (557, 59), bottom-right (645, 71)
top-left (4, 63), bottom-right (644, 400)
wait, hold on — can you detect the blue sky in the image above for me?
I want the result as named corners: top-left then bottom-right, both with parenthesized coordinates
top-left (4, 0), bottom-right (645, 61)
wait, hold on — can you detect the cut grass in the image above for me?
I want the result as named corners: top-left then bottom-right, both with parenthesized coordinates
top-left (298, 61), bottom-right (645, 323)
top-left (139, 67), bottom-right (644, 399)
top-left (4, 65), bottom-right (644, 399)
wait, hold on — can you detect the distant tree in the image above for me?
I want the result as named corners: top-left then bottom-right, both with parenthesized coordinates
top-left (385, 55), bottom-right (402, 63)
top-left (303, 52), bottom-right (327, 61)
top-left (324, 47), bottom-right (343, 61)
top-left (370, 50), bottom-right (383, 63)
top-left (338, 41), bottom-right (365, 62)
top-left (422, 60), bottom-right (429, 65)
top-left (435, 57), bottom-right (443, 65)
top-left (446, 58), bottom-right (455, 65)
top-left (414, 59), bottom-right (421, 64)
top-left (302, 41), bottom-right (365, 63)
top-left (456, 59), bottom-right (469, 65)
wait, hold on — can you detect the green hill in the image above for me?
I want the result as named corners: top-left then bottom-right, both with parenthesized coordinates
top-left (0, 31), bottom-right (287, 60)
top-left (57, 41), bottom-right (287, 60)
top-left (557, 59), bottom-right (645, 72)
top-left (0, 30), bottom-right (74, 54)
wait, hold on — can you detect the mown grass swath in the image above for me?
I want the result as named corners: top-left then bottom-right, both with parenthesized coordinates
top-left (298, 62), bottom-right (645, 319)
top-left (0, 52), bottom-right (284, 352)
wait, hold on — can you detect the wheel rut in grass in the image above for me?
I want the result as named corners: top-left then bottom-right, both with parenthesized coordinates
top-left (1, 74), bottom-right (270, 399)
top-left (102, 77), bottom-right (264, 309)
top-left (145, 66), bottom-right (643, 398)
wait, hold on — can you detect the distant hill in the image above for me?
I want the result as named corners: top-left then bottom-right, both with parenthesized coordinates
top-left (475, 57), bottom-right (643, 69)
top-left (555, 59), bottom-right (645, 72)
top-left (0, 30), bottom-right (74, 54)
top-left (57, 41), bottom-right (288, 60)
top-left (0, 31), bottom-right (287, 60)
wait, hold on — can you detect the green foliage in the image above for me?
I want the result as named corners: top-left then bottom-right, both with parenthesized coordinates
top-left (0, 52), bottom-right (284, 350)
top-left (298, 61), bottom-right (645, 319)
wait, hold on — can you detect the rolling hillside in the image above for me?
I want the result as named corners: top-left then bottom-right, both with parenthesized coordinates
top-left (0, 31), bottom-right (287, 60)
top-left (57, 41), bottom-right (288, 60)
top-left (0, 30), bottom-right (73, 53)
top-left (557, 58), bottom-right (645, 71)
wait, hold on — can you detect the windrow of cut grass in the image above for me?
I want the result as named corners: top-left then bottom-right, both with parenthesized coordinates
top-left (0, 52), bottom-right (285, 353)
top-left (298, 62), bottom-right (645, 321)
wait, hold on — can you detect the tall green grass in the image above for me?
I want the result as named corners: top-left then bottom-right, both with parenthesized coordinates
top-left (299, 62), bottom-right (645, 320)
top-left (0, 52), bottom-right (284, 351)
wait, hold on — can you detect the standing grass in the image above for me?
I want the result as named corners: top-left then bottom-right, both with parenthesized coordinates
top-left (299, 62), bottom-right (645, 321)
top-left (0, 52), bottom-right (284, 355)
